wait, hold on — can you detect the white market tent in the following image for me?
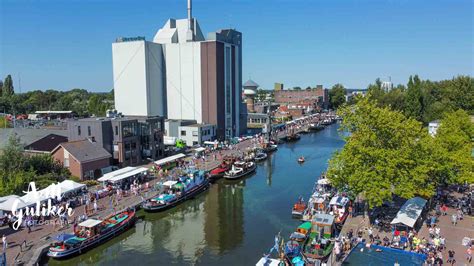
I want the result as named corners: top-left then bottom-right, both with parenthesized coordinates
top-left (108, 167), bottom-right (148, 184)
top-left (79, 219), bottom-right (102, 228)
top-left (20, 190), bottom-right (51, 206)
top-left (154, 153), bottom-right (186, 167)
top-left (391, 197), bottom-right (427, 229)
top-left (317, 178), bottom-right (330, 185)
top-left (0, 196), bottom-right (29, 212)
top-left (98, 167), bottom-right (136, 182)
top-left (194, 147), bottom-right (206, 152)
top-left (59, 180), bottom-right (86, 195)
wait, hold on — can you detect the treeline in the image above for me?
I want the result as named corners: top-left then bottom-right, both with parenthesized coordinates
top-left (365, 75), bottom-right (473, 124)
top-left (0, 74), bottom-right (114, 117)
top-left (327, 75), bottom-right (474, 207)
top-left (0, 135), bottom-right (71, 196)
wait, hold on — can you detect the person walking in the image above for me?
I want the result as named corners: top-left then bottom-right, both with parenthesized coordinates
top-left (451, 213), bottom-right (457, 226)
top-left (2, 235), bottom-right (7, 251)
top-left (93, 200), bottom-right (98, 213)
top-left (467, 246), bottom-right (472, 263)
top-left (447, 250), bottom-right (456, 265)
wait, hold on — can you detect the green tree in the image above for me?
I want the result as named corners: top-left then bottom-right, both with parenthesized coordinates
top-left (305, 86), bottom-right (312, 91)
top-left (293, 86), bottom-right (302, 90)
top-left (2, 75), bottom-right (15, 96)
top-left (327, 98), bottom-right (440, 207)
top-left (433, 110), bottom-right (474, 184)
top-left (329, 84), bottom-right (346, 109)
top-left (404, 75), bottom-right (423, 121)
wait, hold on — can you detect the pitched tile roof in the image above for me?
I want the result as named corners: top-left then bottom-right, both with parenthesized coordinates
top-left (24, 134), bottom-right (68, 152)
top-left (58, 140), bottom-right (111, 163)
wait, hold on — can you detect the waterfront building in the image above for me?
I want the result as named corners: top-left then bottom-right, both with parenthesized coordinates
top-left (274, 88), bottom-right (328, 110)
top-left (112, 0), bottom-right (246, 140)
top-left (247, 113), bottom-right (270, 129)
top-left (67, 116), bottom-right (165, 167)
top-left (51, 139), bottom-right (112, 180)
top-left (178, 123), bottom-right (217, 147)
top-left (428, 120), bottom-right (440, 136)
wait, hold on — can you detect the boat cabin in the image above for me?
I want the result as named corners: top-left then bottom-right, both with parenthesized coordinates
top-left (304, 213), bottom-right (336, 259)
top-left (329, 195), bottom-right (349, 222)
top-left (297, 222), bottom-right (311, 235)
top-left (77, 219), bottom-right (103, 238)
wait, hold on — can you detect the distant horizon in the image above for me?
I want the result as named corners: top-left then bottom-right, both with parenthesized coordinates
top-left (1, 0), bottom-right (472, 92)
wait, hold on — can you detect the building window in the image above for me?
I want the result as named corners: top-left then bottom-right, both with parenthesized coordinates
top-left (181, 130), bottom-right (186, 136)
top-left (77, 126), bottom-right (81, 136)
top-left (192, 131), bottom-right (198, 136)
top-left (88, 126), bottom-right (91, 136)
top-left (193, 141), bottom-right (198, 146)
top-left (115, 126), bottom-right (118, 136)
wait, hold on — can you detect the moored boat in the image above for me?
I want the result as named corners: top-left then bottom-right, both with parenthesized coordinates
top-left (308, 123), bottom-right (324, 131)
top-left (303, 213), bottom-right (336, 262)
top-left (48, 209), bottom-right (136, 259)
top-left (292, 197), bottom-right (306, 218)
top-left (209, 157), bottom-right (235, 181)
top-left (329, 195), bottom-right (350, 230)
top-left (142, 170), bottom-right (209, 212)
top-left (255, 152), bottom-right (268, 162)
top-left (224, 161), bottom-right (256, 180)
top-left (297, 156), bottom-right (305, 163)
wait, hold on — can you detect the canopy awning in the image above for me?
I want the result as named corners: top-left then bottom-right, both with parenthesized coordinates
top-left (391, 197), bottom-right (427, 228)
top-left (108, 167), bottom-right (148, 183)
top-left (162, 180), bottom-right (178, 187)
top-left (98, 167), bottom-right (136, 182)
top-left (59, 180), bottom-right (86, 195)
top-left (154, 153), bottom-right (185, 166)
top-left (317, 178), bottom-right (330, 185)
top-left (194, 147), bottom-right (206, 152)
top-left (79, 219), bottom-right (102, 228)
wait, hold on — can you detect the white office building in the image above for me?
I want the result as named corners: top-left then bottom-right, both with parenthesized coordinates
top-left (112, 0), bottom-right (246, 140)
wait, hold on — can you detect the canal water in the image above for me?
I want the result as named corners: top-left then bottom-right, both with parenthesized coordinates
top-left (47, 123), bottom-right (344, 266)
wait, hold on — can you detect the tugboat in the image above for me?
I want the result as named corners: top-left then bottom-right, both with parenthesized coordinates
top-left (292, 197), bottom-right (306, 218)
top-left (298, 156), bottom-right (305, 163)
top-left (142, 170), bottom-right (209, 212)
top-left (224, 161), bottom-right (256, 180)
top-left (329, 195), bottom-right (350, 230)
top-left (48, 209), bottom-right (136, 259)
top-left (303, 213), bottom-right (336, 262)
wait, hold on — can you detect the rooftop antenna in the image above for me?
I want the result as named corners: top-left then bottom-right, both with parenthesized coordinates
top-left (186, 0), bottom-right (194, 41)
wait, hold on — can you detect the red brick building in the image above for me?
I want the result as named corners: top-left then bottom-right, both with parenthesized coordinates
top-left (274, 88), bottom-right (329, 110)
top-left (52, 140), bottom-right (112, 180)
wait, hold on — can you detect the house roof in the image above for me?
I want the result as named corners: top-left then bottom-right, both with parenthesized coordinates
top-left (24, 134), bottom-right (68, 153)
top-left (54, 140), bottom-right (111, 163)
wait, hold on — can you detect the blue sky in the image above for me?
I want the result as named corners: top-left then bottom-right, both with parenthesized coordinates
top-left (0, 0), bottom-right (472, 92)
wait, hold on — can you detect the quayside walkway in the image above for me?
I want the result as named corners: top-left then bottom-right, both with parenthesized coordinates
top-left (4, 114), bottom-right (334, 265)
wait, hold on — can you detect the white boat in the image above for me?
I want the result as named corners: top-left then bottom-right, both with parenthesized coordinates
top-left (224, 161), bottom-right (257, 180)
top-left (255, 152), bottom-right (268, 162)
